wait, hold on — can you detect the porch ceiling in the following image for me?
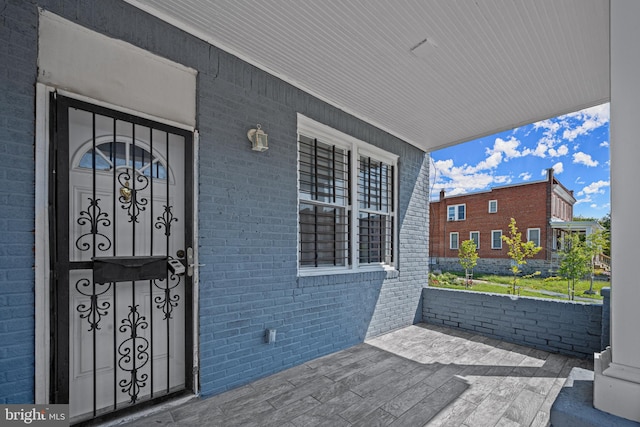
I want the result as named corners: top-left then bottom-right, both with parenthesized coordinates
top-left (125, 0), bottom-right (610, 152)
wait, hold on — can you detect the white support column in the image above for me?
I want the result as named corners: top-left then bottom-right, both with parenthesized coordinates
top-left (593, 0), bottom-right (640, 422)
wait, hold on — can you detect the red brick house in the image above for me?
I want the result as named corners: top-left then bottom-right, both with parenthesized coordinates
top-left (429, 169), bottom-right (601, 275)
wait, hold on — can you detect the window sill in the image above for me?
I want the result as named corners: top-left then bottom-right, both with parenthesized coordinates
top-left (298, 264), bottom-right (398, 279)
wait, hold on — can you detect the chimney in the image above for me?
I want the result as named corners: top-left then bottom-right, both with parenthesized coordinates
top-left (439, 189), bottom-right (445, 201)
top-left (547, 168), bottom-right (554, 182)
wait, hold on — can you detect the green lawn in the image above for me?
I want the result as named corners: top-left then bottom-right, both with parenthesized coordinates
top-left (428, 271), bottom-right (608, 303)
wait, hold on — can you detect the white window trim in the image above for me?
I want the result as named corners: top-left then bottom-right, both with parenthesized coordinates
top-left (492, 230), bottom-right (503, 249)
top-left (489, 199), bottom-right (498, 213)
top-left (297, 114), bottom-right (399, 276)
top-left (470, 231), bottom-right (480, 249)
top-left (447, 203), bottom-right (466, 221)
top-left (450, 232), bottom-right (460, 250)
top-left (528, 228), bottom-right (541, 247)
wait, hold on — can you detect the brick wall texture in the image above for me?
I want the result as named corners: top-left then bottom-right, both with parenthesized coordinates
top-left (0, 0), bottom-right (429, 401)
top-left (0, 0), bottom-right (39, 403)
top-left (431, 257), bottom-right (555, 277)
top-left (423, 287), bottom-right (604, 359)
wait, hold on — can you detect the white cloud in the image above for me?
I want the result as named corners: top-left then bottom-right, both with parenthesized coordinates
top-left (573, 152), bottom-right (599, 167)
top-left (519, 172), bottom-right (532, 181)
top-left (600, 141), bottom-right (609, 147)
top-left (548, 144), bottom-right (569, 157)
top-left (531, 120), bottom-right (562, 158)
top-left (574, 195), bottom-right (592, 205)
top-left (578, 180), bottom-right (610, 196)
top-left (552, 162), bottom-right (563, 174)
top-left (529, 104), bottom-right (609, 168)
top-left (532, 142), bottom-right (549, 158)
top-left (541, 162), bottom-right (563, 176)
top-left (431, 156), bottom-right (510, 198)
top-left (533, 119), bottom-right (561, 136)
top-left (473, 152), bottom-right (503, 171)
top-left (493, 175), bottom-right (512, 184)
top-left (575, 177), bottom-right (585, 185)
top-left (486, 137), bottom-right (530, 160)
top-left (561, 103), bottom-right (610, 141)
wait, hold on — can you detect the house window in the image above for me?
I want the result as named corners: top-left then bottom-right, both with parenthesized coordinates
top-left (528, 228), bottom-right (541, 247)
top-left (298, 115), bottom-right (397, 272)
top-left (358, 155), bottom-right (395, 264)
top-left (470, 231), bottom-right (480, 249)
top-left (450, 232), bottom-right (459, 250)
top-left (78, 140), bottom-right (167, 179)
top-left (488, 200), bottom-right (498, 213)
top-left (492, 230), bottom-right (502, 249)
top-left (447, 204), bottom-right (466, 221)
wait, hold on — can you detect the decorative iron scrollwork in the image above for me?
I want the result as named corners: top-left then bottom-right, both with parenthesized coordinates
top-left (76, 278), bottom-right (112, 331)
top-left (118, 304), bottom-right (149, 404)
top-left (155, 205), bottom-right (178, 237)
top-left (118, 169), bottom-right (149, 223)
top-left (154, 273), bottom-right (181, 320)
top-left (76, 197), bottom-right (112, 252)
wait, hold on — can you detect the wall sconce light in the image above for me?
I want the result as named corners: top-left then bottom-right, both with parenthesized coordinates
top-left (247, 124), bottom-right (268, 152)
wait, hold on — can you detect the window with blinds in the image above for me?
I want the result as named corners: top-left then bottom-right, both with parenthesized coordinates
top-left (297, 116), bottom-right (397, 272)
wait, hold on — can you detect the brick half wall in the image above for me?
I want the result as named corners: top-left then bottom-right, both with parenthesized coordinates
top-left (422, 287), bottom-right (604, 358)
top-left (430, 257), bottom-right (554, 277)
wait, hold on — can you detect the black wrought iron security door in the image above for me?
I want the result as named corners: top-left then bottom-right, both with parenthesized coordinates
top-left (50, 95), bottom-right (194, 423)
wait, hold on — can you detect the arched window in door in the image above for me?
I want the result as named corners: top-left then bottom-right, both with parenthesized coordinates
top-left (76, 137), bottom-right (168, 180)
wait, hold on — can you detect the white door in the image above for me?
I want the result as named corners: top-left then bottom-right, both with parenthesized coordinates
top-left (52, 95), bottom-right (193, 422)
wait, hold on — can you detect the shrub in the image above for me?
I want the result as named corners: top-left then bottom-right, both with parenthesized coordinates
top-left (429, 272), bottom-right (461, 287)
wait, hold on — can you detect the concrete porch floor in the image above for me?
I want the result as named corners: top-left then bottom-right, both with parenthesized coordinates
top-left (114, 323), bottom-right (593, 427)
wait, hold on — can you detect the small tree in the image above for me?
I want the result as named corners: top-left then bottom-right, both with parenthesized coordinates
top-left (583, 229), bottom-right (609, 294)
top-left (558, 233), bottom-right (591, 300)
top-left (458, 239), bottom-right (479, 288)
top-left (501, 218), bottom-right (542, 294)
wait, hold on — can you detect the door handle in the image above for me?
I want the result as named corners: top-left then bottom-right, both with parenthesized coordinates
top-left (186, 247), bottom-right (194, 277)
top-left (185, 247), bottom-right (205, 277)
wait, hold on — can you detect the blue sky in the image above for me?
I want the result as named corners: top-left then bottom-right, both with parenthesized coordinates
top-left (429, 103), bottom-right (610, 220)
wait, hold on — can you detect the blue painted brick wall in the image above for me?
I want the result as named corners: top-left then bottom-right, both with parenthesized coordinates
top-left (423, 287), bottom-right (603, 358)
top-left (196, 54), bottom-right (429, 395)
top-left (1, 0), bottom-right (430, 402)
top-left (601, 287), bottom-right (611, 349)
top-left (0, 0), bottom-right (38, 404)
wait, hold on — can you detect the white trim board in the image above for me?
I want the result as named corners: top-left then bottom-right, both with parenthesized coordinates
top-left (38, 9), bottom-right (197, 128)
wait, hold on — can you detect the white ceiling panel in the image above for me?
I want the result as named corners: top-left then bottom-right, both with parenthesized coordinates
top-left (126, 0), bottom-right (609, 152)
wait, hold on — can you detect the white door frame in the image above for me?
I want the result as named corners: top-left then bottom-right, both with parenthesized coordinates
top-left (34, 84), bottom-right (201, 404)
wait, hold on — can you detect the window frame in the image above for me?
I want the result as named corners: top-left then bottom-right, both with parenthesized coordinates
top-left (527, 228), bottom-right (541, 247)
top-left (297, 114), bottom-right (399, 276)
top-left (470, 231), bottom-right (480, 249)
top-left (491, 230), bottom-right (503, 249)
top-left (447, 203), bottom-right (466, 221)
top-left (450, 232), bottom-right (459, 250)
top-left (488, 199), bottom-right (498, 213)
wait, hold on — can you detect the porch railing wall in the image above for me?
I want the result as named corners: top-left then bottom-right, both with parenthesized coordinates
top-left (422, 287), bottom-right (609, 359)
